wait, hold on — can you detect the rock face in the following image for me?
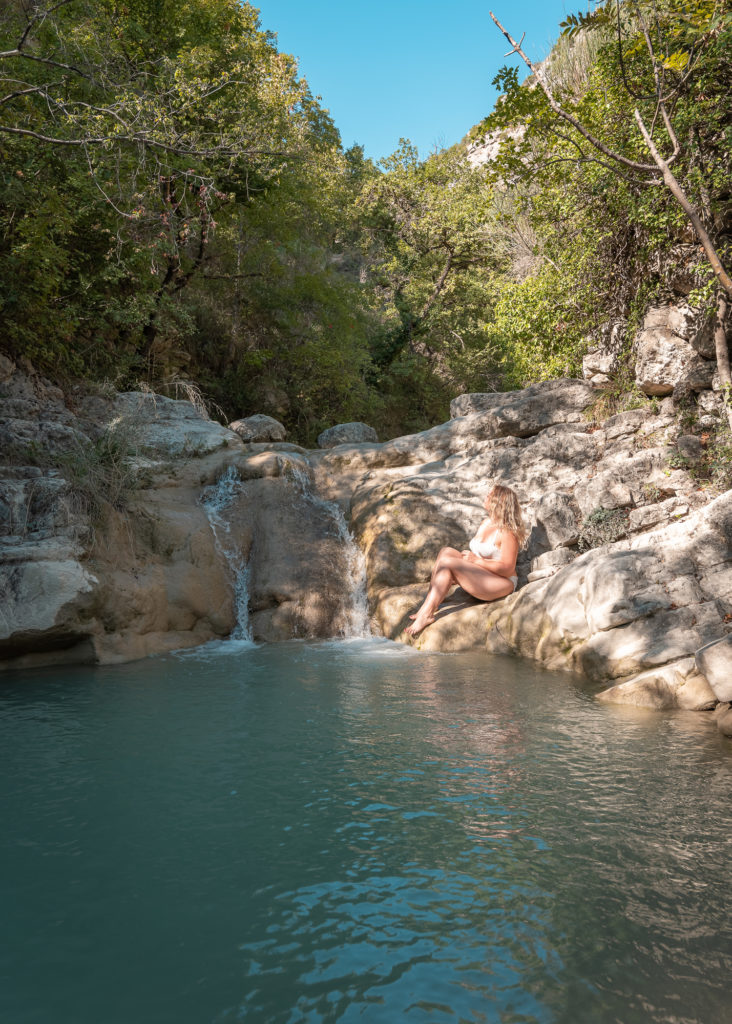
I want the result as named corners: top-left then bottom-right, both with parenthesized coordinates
top-left (308, 376), bottom-right (730, 707)
top-left (449, 379), bottom-right (595, 435)
top-left (2, 353), bottom-right (731, 724)
top-left (696, 636), bottom-right (732, 702)
top-left (595, 658), bottom-right (717, 711)
top-left (0, 369), bottom-right (359, 667)
top-left (317, 422), bottom-right (379, 448)
top-left (635, 304), bottom-right (717, 396)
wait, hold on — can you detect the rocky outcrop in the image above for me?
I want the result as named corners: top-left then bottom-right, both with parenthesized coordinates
top-left (2, 357), bottom-right (730, 727)
top-left (309, 376), bottom-right (731, 714)
top-left (696, 636), bottom-right (732, 702)
top-left (0, 369), bottom-right (361, 667)
top-left (317, 422), bottom-right (378, 448)
top-left (229, 414), bottom-right (286, 443)
top-left (635, 304), bottom-right (718, 396)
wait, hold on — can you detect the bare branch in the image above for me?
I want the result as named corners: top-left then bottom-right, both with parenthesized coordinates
top-left (1, 48), bottom-right (92, 79)
top-left (634, 108), bottom-right (732, 298)
top-left (614, 0), bottom-right (657, 102)
top-left (14, 0), bottom-right (78, 53)
top-left (489, 11), bottom-right (661, 175)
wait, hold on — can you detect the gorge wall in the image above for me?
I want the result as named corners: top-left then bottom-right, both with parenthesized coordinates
top-left (1, 335), bottom-right (730, 725)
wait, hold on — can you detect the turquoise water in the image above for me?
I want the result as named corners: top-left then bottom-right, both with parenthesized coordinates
top-left (1, 639), bottom-right (731, 1024)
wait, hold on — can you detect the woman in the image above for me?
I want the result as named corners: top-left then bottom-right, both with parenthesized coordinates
top-left (405, 484), bottom-right (527, 636)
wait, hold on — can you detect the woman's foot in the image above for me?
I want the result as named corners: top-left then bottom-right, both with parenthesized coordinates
top-left (404, 610), bottom-right (436, 636)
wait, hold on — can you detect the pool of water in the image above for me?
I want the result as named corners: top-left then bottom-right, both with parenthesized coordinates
top-left (1, 639), bottom-right (730, 1024)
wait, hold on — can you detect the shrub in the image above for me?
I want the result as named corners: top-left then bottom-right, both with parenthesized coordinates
top-left (578, 506), bottom-right (629, 551)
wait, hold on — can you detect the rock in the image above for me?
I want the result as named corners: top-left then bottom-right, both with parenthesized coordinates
top-left (641, 303), bottom-right (697, 339)
top-left (678, 357), bottom-right (717, 393)
top-left (317, 422), bottom-right (378, 448)
top-left (696, 636), bottom-right (732, 702)
top-left (229, 414), bottom-right (287, 443)
top-left (676, 435), bottom-right (703, 459)
top-left (450, 379), bottom-right (595, 436)
top-left (534, 492), bottom-right (579, 548)
top-left (582, 345), bottom-right (620, 385)
top-left (596, 658), bottom-right (717, 711)
top-left (0, 354), bottom-right (15, 382)
top-left (716, 704), bottom-right (732, 737)
top-left (241, 474), bottom-right (363, 640)
top-left (698, 390), bottom-right (723, 416)
top-left (108, 392), bottom-right (238, 458)
top-left (531, 547), bottom-right (577, 572)
top-left (635, 304), bottom-right (702, 396)
top-left (628, 499), bottom-right (689, 533)
top-left (690, 313), bottom-right (717, 360)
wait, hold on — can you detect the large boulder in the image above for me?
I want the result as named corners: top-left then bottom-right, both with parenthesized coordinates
top-left (634, 304), bottom-right (716, 396)
top-left (317, 422), bottom-right (378, 448)
top-left (596, 658), bottom-right (717, 711)
top-left (449, 379), bottom-right (595, 436)
top-left (696, 636), bottom-right (732, 702)
top-left (229, 414), bottom-right (286, 444)
top-left (108, 393), bottom-right (235, 457)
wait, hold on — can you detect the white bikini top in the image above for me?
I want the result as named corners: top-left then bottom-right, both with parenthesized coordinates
top-left (469, 530), bottom-right (501, 560)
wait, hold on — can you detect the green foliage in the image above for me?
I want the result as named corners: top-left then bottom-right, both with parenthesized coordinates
top-left (2, 0), bottom-right (731, 444)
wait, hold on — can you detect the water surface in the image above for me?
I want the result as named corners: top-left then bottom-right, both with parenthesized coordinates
top-left (1, 640), bottom-right (730, 1024)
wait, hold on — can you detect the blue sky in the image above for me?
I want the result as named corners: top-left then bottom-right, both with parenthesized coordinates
top-left (255, 1), bottom-right (583, 161)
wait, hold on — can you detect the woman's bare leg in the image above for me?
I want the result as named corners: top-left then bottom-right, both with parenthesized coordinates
top-left (405, 561), bottom-right (457, 635)
top-left (408, 547), bottom-right (463, 622)
top-left (406, 553), bottom-right (515, 636)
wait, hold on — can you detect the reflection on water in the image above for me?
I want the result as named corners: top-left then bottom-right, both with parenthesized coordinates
top-left (1, 640), bottom-right (730, 1024)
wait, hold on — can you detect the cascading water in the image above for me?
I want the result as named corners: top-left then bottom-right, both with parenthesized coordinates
top-left (202, 466), bottom-right (252, 642)
top-left (282, 459), bottom-right (371, 638)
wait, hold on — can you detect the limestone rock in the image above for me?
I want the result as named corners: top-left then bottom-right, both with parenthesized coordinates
top-left (528, 547), bottom-right (577, 582)
top-left (628, 498), bottom-right (689, 533)
top-left (229, 414), bottom-right (287, 443)
top-left (317, 422), bottom-right (378, 448)
top-left (450, 379), bottom-right (595, 437)
top-left (582, 347), bottom-right (619, 387)
top-left (696, 636), bottom-right (732, 702)
top-left (690, 312), bottom-right (717, 360)
top-left (242, 475), bottom-right (362, 640)
top-left (635, 304), bottom-right (701, 396)
top-left (715, 705), bottom-right (732, 738)
top-left (534, 491), bottom-right (579, 548)
top-left (108, 392), bottom-right (236, 458)
top-left (596, 658), bottom-right (717, 710)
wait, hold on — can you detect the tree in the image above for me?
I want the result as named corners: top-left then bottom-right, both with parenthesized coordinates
top-left (487, 0), bottom-right (732, 422)
top-left (0, 0), bottom-right (343, 369)
top-left (359, 142), bottom-right (507, 369)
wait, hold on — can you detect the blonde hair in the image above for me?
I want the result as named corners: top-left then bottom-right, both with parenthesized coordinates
top-left (485, 484), bottom-right (529, 549)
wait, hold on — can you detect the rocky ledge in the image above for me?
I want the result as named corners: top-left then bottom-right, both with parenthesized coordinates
top-left (1, 358), bottom-right (730, 734)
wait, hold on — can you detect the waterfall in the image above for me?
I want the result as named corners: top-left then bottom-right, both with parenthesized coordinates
top-left (202, 466), bottom-right (252, 642)
top-left (282, 459), bottom-right (371, 639)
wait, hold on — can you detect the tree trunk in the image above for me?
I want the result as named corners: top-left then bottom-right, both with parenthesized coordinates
top-left (634, 111), bottom-right (732, 300)
top-left (713, 293), bottom-right (732, 431)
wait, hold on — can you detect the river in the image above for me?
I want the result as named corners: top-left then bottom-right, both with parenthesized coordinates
top-left (1, 639), bottom-right (730, 1023)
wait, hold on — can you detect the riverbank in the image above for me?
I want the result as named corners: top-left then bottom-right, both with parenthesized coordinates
top-left (1, 356), bottom-right (730, 726)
